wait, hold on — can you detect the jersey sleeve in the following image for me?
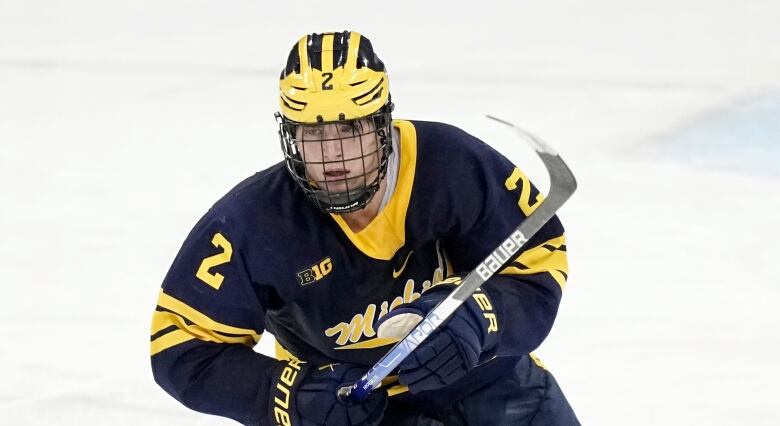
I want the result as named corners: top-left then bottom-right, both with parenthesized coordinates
top-left (150, 209), bottom-right (279, 424)
top-left (436, 125), bottom-right (568, 359)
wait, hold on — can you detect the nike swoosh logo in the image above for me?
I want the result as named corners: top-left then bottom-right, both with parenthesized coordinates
top-left (392, 250), bottom-right (414, 278)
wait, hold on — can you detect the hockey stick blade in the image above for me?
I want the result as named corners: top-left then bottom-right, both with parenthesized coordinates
top-left (337, 117), bottom-right (577, 403)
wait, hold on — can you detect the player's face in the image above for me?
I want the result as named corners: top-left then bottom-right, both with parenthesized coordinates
top-left (295, 118), bottom-right (382, 194)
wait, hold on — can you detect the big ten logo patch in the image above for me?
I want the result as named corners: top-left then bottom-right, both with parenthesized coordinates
top-left (297, 257), bottom-right (333, 286)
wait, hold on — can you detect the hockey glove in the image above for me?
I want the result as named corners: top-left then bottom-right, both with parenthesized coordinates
top-left (269, 359), bottom-right (387, 426)
top-left (374, 277), bottom-right (499, 393)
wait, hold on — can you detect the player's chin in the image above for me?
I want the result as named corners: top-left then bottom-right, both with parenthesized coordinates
top-left (321, 181), bottom-right (349, 193)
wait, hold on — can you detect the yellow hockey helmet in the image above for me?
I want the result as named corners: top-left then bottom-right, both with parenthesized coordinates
top-left (278, 31), bottom-right (391, 123)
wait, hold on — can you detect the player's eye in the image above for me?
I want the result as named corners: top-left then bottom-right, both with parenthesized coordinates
top-left (302, 127), bottom-right (324, 137)
top-left (339, 123), bottom-right (357, 134)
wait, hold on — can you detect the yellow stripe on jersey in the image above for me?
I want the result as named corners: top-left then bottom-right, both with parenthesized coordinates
top-left (156, 290), bottom-right (262, 339)
top-left (151, 310), bottom-right (258, 350)
top-left (530, 353), bottom-right (547, 370)
top-left (330, 120), bottom-right (417, 260)
top-left (275, 340), bottom-right (297, 361)
top-left (150, 329), bottom-right (196, 356)
top-left (499, 235), bottom-right (568, 288)
top-left (150, 290), bottom-right (262, 355)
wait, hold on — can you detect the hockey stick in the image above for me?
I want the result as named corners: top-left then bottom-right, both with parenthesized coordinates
top-left (337, 116), bottom-right (578, 403)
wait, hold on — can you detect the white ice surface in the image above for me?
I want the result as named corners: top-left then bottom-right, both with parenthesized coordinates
top-left (1, 1), bottom-right (779, 424)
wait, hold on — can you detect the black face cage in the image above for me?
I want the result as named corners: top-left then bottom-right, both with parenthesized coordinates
top-left (276, 104), bottom-right (394, 214)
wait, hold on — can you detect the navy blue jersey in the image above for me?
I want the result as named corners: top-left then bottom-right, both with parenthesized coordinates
top-left (151, 120), bottom-right (568, 424)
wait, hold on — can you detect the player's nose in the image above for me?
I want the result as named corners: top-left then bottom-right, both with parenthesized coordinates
top-left (320, 126), bottom-right (344, 159)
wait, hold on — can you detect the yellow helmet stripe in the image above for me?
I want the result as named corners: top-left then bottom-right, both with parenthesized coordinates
top-left (345, 32), bottom-right (361, 73)
top-left (297, 35), bottom-right (309, 76)
top-left (322, 33), bottom-right (334, 72)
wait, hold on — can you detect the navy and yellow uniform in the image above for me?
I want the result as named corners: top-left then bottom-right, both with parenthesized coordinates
top-left (151, 120), bottom-right (572, 424)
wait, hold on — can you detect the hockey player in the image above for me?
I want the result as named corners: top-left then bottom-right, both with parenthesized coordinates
top-left (151, 31), bottom-right (579, 425)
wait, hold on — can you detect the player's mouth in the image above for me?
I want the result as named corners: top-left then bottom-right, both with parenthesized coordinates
top-left (324, 170), bottom-right (349, 180)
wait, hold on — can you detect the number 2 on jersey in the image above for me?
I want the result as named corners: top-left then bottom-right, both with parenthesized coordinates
top-left (505, 167), bottom-right (544, 216)
top-left (196, 232), bottom-right (233, 290)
